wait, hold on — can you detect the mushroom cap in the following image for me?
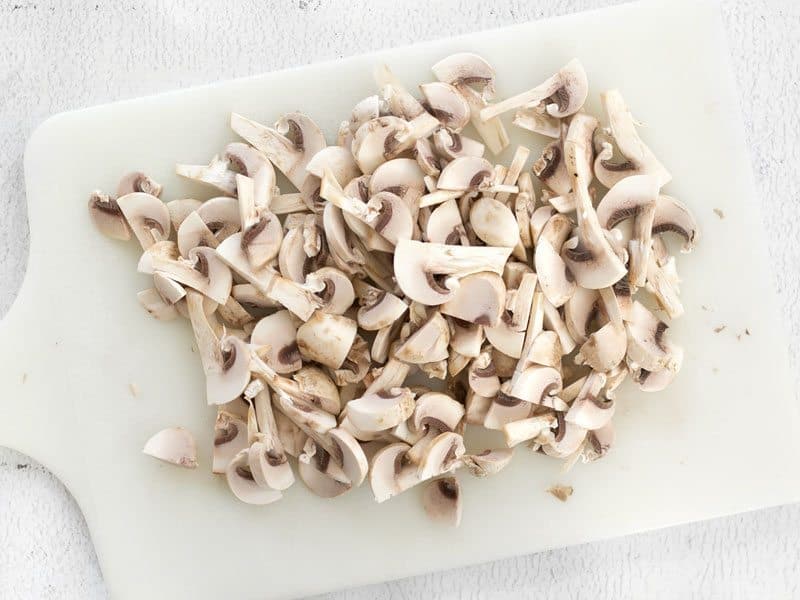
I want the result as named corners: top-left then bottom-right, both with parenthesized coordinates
top-left (596, 174), bottom-right (659, 230)
top-left (369, 158), bottom-right (427, 210)
top-left (305, 267), bottom-right (355, 315)
top-left (240, 212), bottom-right (283, 270)
top-left (297, 449), bottom-right (352, 498)
top-left (412, 391), bottom-right (465, 433)
top-left (631, 344), bottom-right (684, 392)
top-left (305, 145), bottom-right (360, 184)
top-left (437, 156), bottom-right (493, 191)
top-left (347, 387), bottom-right (416, 432)
top-left (225, 449), bottom-right (283, 505)
top-left (196, 196), bottom-right (240, 242)
top-left (116, 192), bottom-right (171, 249)
top-left (213, 410), bottom-right (248, 474)
top-left (468, 352), bottom-right (500, 398)
top-left (652, 195), bottom-right (699, 252)
top-left (422, 477), bottom-right (462, 526)
top-left (88, 192), bottom-right (131, 241)
top-left (356, 284), bottom-right (408, 331)
top-left (394, 312), bottom-right (451, 363)
top-left (509, 365), bottom-right (563, 405)
top-left (223, 142), bottom-right (272, 178)
top-left (328, 427), bottom-right (369, 487)
top-left (461, 448), bottom-right (514, 477)
top-left (420, 82), bottom-right (471, 131)
top-left (166, 198), bottom-right (203, 231)
top-left (251, 310), bottom-right (302, 374)
top-left (296, 312), bottom-right (358, 369)
top-left (431, 52), bottom-right (496, 99)
top-left (439, 272), bottom-right (506, 326)
top-left (369, 442), bottom-right (412, 503)
top-left (469, 197), bottom-right (521, 248)
top-left (418, 431), bottom-right (465, 480)
top-left (142, 427), bottom-right (197, 468)
top-left (207, 335), bottom-right (252, 406)
top-left (248, 441), bottom-right (295, 491)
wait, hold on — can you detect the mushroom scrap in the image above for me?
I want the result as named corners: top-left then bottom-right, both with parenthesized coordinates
top-left (90, 52), bottom-right (698, 526)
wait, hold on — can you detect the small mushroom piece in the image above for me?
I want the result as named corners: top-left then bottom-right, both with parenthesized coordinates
top-left (137, 288), bottom-right (179, 321)
top-left (370, 442), bottom-right (414, 502)
top-left (542, 296), bottom-right (577, 355)
top-left (142, 427), bottom-right (197, 468)
top-left (333, 335), bottom-right (371, 386)
top-left (419, 82), bottom-right (471, 132)
top-left (431, 129), bottom-right (486, 161)
top-left (480, 59), bottom-right (588, 121)
top-left (117, 171), bottom-right (162, 197)
top-left (412, 391), bottom-right (465, 436)
top-left (461, 449), bottom-right (514, 477)
top-left (536, 213), bottom-right (577, 308)
top-left (502, 414), bottom-right (558, 447)
top-left (304, 267), bottom-right (355, 315)
top-left (542, 415), bottom-right (587, 459)
top-left (165, 198), bottom-right (202, 231)
top-left (437, 156), bottom-right (493, 192)
top-left (484, 318), bottom-right (526, 359)
top-left (347, 387), bottom-right (416, 432)
top-left (354, 281), bottom-right (408, 330)
top-left (582, 422), bottom-right (615, 462)
top-left (464, 390), bottom-right (493, 425)
top-left (422, 477), bottom-right (462, 526)
top-left (116, 192), bottom-right (171, 250)
top-left (631, 345), bottom-right (684, 392)
top-left (531, 205), bottom-right (557, 243)
top-left (298, 448), bottom-right (353, 498)
top-left (250, 310), bottom-right (302, 374)
top-left (196, 196), bottom-right (241, 242)
top-left (236, 175), bottom-right (284, 269)
top-left (625, 301), bottom-right (680, 372)
top-left (328, 427), bottom-right (369, 487)
top-left (432, 52), bottom-right (496, 99)
top-left (509, 365), bottom-right (563, 406)
top-left (213, 410), bottom-right (249, 474)
top-left (448, 318), bottom-right (483, 358)
top-left (296, 312), bottom-right (358, 369)
top-left (323, 202), bottom-right (366, 276)
top-left (176, 211), bottom-right (219, 257)
top-left (140, 243), bottom-right (232, 305)
top-left (87, 192), bottom-right (131, 241)
top-left (565, 371), bottom-right (615, 430)
top-left (290, 365), bottom-right (341, 415)
top-left (278, 225), bottom-right (308, 283)
top-left (175, 155), bottom-right (237, 195)
top-left (513, 101), bottom-right (561, 138)
top-left (369, 158), bottom-right (427, 211)
top-left (593, 90), bottom-right (671, 188)
top-left (394, 239), bottom-right (513, 306)
top-left (439, 272), bottom-right (506, 327)
top-left (426, 198), bottom-right (468, 245)
top-left (483, 386), bottom-right (532, 430)
top-left (564, 287), bottom-right (599, 345)
top-left (418, 431), bottom-right (465, 480)
top-left (305, 145), bottom-right (360, 186)
top-left (524, 331), bottom-right (563, 369)
top-left (596, 174), bottom-right (659, 287)
top-left (561, 114), bottom-right (627, 289)
top-left (351, 116), bottom-right (437, 175)
top-left (468, 351), bottom-right (500, 397)
top-left (395, 312), bottom-right (451, 364)
top-left (652, 195), bottom-right (700, 252)
top-left (225, 449), bottom-right (283, 505)
top-left (469, 196), bottom-right (521, 249)
top-left (575, 287), bottom-right (627, 372)
top-left (247, 440), bottom-right (294, 491)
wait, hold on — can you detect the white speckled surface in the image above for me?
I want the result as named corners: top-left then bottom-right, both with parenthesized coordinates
top-left (1, 1), bottom-right (798, 598)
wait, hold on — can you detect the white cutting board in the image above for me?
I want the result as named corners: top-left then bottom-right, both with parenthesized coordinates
top-left (1, 0), bottom-right (798, 598)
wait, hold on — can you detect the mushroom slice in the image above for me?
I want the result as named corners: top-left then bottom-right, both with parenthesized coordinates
top-left (596, 174), bottom-right (659, 287)
top-left (196, 196), bottom-right (241, 242)
top-left (593, 90), bottom-right (671, 188)
top-left (531, 205), bottom-right (557, 244)
top-left (420, 83), bottom-right (471, 131)
top-left (217, 296), bottom-right (254, 329)
top-left (395, 312), bottom-right (451, 364)
top-left (575, 287), bottom-right (627, 372)
top-left (236, 175), bottom-right (283, 269)
top-left (369, 158), bottom-right (427, 212)
top-left (328, 427), bottom-right (369, 487)
top-left (483, 387), bottom-right (531, 430)
top-left (412, 392), bottom-right (465, 435)
top-left (351, 116), bottom-right (437, 175)
top-left (117, 171), bottom-right (162, 197)
top-left (437, 156), bottom-right (493, 192)
top-left (88, 191), bottom-right (131, 241)
top-left (251, 310), bottom-right (302, 374)
top-left (364, 359), bottom-right (410, 395)
top-left (625, 301), bottom-right (680, 372)
top-left (370, 442), bottom-right (414, 502)
top-left (513, 101), bottom-right (561, 138)
top-left (323, 202), bottom-right (366, 276)
top-left (524, 331), bottom-right (563, 369)
top-left (347, 387), bottom-right (416, 433)
top-left (480, 59), bottom-right (588, 121)
top-left (464, 390), bottom-right (493, 425)
top-left (297, 448), bottom-right (352, 498)
top-left (536, 213), bottom-right (577, 308)
top-left (542, 415), bottom-right (587, 459)
top-left (426, 199), bottom-right (467, 245)
top-left (448, 318), bottom-right (484, 358)
top-left (177, 211), bottom-right (219, 257)
top-left (304, 267), bottom-right (354, 315)
top-left (333, 335), bottom-right (371, 386)
top-left (295, 312), bottom-right (358, 369)
top-left (432, 129), bottom-right (486, 160)
top-left (231, 284), bottom-right (279, 310)
top-left (462, 449), bottom-right (514, 477)
top-left (439, 272), bottom-right (505, 328)
top-left (503, 414), bottom-right (558, 447)
top-left (565, 371), bottom-right (614, 430)
top-left (230, 112), bottom-right (326, 190)
top-left (470, 196), bottom-right (521, 249)
top-left (305, 145), bottom-right (360, 186)
top-left (394, 239), bottom-right (512, 306)
top-left (141, 243), bottom-right (232, 305)
top-left (417, 432), bottom-right (465, 480)
top-left (175, 155), bottom-right (237, 195)
top-left (248, 440), bottom-right (294, 491)
top-left (422, 477), bottom-right (462, 527)
top-left (273, 390), bottom-right (337, 436)
top-left (509, 365), bottom-right (563, 406)
top-left (278, 225), bottom-right (308, 283)
top-left (142, 427), bottom-right (197, 468)
top-left (468, 351), bottom-right (500, 397)
top-left (631, 345), bottom-right (684, 392)
top-left (116, 192), bottom-right (170, 250)
top-left (484, 318), bottom-right (525, 359)
top-left (226, 449), bottom-right (283, 505)
top-left (291, 365), bottom-right (341, 415)
top-left (542, 296), bottom-right (577, 355)
top-left (652, 195), bottom-right (699, 252)
top-left (432, 52), bottom-right (495, 98)
top-left (561, 114), bottom-right (627, 289)
top-left (354, 281), bottom-right (408, 331)
top-left (564, 287), bottom-right (599, 345)
top-left (582, 422), bottom-right (615, 463)
top-left (213, 409), bottom-right (249, 473)
top-left (165, 198), bottom-right (202, 231)
top-left (339, 95), bottom-right (382, 148)
top-left (137, 288), bottom-right (178, 321)
top-left (414, 137), bottom-right (442, 177)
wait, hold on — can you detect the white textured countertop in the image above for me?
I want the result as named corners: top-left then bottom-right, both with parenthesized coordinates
top-left (1, 1), bottom-right (799, 598)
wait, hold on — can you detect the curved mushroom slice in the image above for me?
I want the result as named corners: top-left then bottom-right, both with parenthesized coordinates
top-left (625, 301), bottom-right (680, 372)
top-left (417, 431), bottom-right (466, 480)
top-left (231, 283), bottom-right (279, 311)
top-left (213, 408), bottom-right (249, 474)
top-left (88, 191), bottom-right (131, 241)
top-left (273, 389), bottom-right (338, 436)
top-left (561, 114), bottom-right (627, 289)
top-left (467, 351), bottom-right (500, 398)
top-left (305, 145), bottom-right (360, 191)
top-left (116, 192), bottom-right (171, 250)
top-left (536, 213), bottom-right (577, 307)
top-left (370, 442), bottom-right (415, 502)
top-left (395, 312), bottom-right (451, 364)
top-left (394, 239), bottom-right (513, 306)
top-left (273, 409), bottom-right (307, 458)
top-left (250, 310), bottom-right (302, 374)
top-left (643, 237), bottom-right (683, 319)
top-left (565, 371), bottom-right (615, 430)
top-left (226, 449), bottom-right (283, 505)
top-left (461, 448), bottom-right (513, 477)
top-left (631, 345), bottom-right (684, 392)
top-left (196, 196), bottom-right (241, 242)
top-left (484, 317), bottom-right (525, 359)
top-left (140, 243), bottom-right (232, 305)
top-left (235, 175), bottom-right (283, 269)
top-left (542, 415), bottom-right (588, 459)
top-left (165, 198), bottom-right (202, 231)
top-left (448, 318), bottom-right (483, 358)
top-left (524, 331), bottom-right (563, 369)
top-left (432, 129), bottom-right (486, 161)
top-left (278, 225), bottom-right (308, 283)
top-left (217, 296), bottom-right (255, 329)
top-left (333, 335), bottom-right (371, 386)
top-left (296, 312), bottom-right (358, 370)
top-left (564, 286), bottom-right (599, 345)
top-left (117, 171), bottom-right (162, 197)
top-left (596, 174), bottom-right (659, 287)
top-left (463, 389), bottom-right (492, 425)
top-left (480, 59), bottom-right (588, 121)
top-left (142, 427), bottom-right (197, 468)
top-left (414, 137), bottom-right (442, 177)
top-left (469, 197), bottom-right (521, 250)
top-left (593, 90), bottom-right (671, 188)
top-left (351, 116), bottom-right (437, 175)
top-left (176, 211), bottom-right (219, 257)
top-left (290, 366), bottom-right (341, 415)
top-left (347, 387), bottom-right (416, 433)
top-left (338, 95), bottom-right (382, 148)
top-left (513, 101), bottom-right (561, 138)
top-left (231, 112), bottom-right (326, 190)
top-left (531, 205), bottom-right (557, 244)
top-left (304, 267), bottom-right (354, 315)
top-left (354, 281), bottom-right (408, 330)
top-left (425, 198), bottom-right (467, 244)
top-left (137, 288), bottom-right (179, 321)
top-left (412, 391), bottom-right (465, 442)
top-left (439, 272), bottom-right (505, 327)
top-left (327, 427), bottom-right (369, 487)
top-left (298, 448), bottom-right (352, 498)
top-left (437, 156), bottom-right (494, 192)
top-left (432, 52), bottom-right (496, 100)
top-left (502, 413), bottom-right (558, 447)
top-left (369, 158), bottom-right (427, 213)
top-left (323, 203), bottom-right (366, 276)
top-left (176, 155), bottom-right (237, 196)
top-left (509, 365), bottom-right (563, 407)
top-left (422, 477), bottom-right (462, 527)
top-left (652, 195), bottom-right (699, 252)
top-left (248, 440), bottom-right (294, 491)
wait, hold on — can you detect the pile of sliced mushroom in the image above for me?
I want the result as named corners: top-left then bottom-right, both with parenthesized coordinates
top-left (90, 53), bottom-right (698, 525)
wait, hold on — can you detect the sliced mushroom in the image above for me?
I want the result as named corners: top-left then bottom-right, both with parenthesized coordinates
top-left (140, 243), bottom-right (232, 305)
top-left (426, 198), bottom-right (468, 244)
top-left (509, 365), bottom-right (563, 407)
top-left (437, 156), bottom-right (493, 192)
top-left (470, 196), bottom-right (521, 249)
top-left (565, 371), bottom-right (614, 430)
top-left (236, 174), bottom-right (284, 269)
top-left (480, 59), bottom-right (588, 121)
top-left (431, 129), bottom-right (486, 161)
top-left (354, 281), bottom-right (408, 330)
top-left (625, 301), bottom-right (680, 372)
top-left (88, 191), bottom-right (131, 241)
top-left (412, 391), bottom-right (465, 437)
top-left (467, 351), bottom-right (500, 397)
top-left (175, 155), bottom-right (237, 195)
top-left (542, 415), bottom-right (587, 459)
top-left (333, 335), bottom-right (371, 386)
top-left (351, 115), bottom-right (437, 174)
top-left (176, 211), bottom-right (219, 257)
top-left (295, 312), bottom-right (358, 369)
top-left (542, 297), bottom-right (577, 355)
top-left (461, 448), bottom-right (514, 477)
top-left (116, 192), bottom-right (171, 250)
top-left (575, 287), bottom-right (627, 372)
top-left (165, 198), bottom-right (202, 231)
top-left (328, 427), bottom-right (369, 487)
top-left (394, 312), bottom-right (450, 364)
top-left (422, 477), bottom-right (462, 526)
top-left (503, 413), bottom-right (558, 447)
top-left (513, 101), bottom-right (561, 138)
top-left (213, 409), bottom-right (248, 474)
top-left (142, 427), bottom-right (197, 468)
top-left (369, 158), bottom-right (427, 212)
top-left (652, 195), bottom-right (699, 252)
top-left (432, 53), bottom-right (496, 98)
top-left (370, 442), bottom-right (415, 503)
top-left (250, 310), bottom-right (302, 374)
top-left (305, 267), bottom-right (355, 315)
top-left (196, 196), bottom-right (241, 242)
top-left (448, 318), bottom-right (484, 358)
top-left (347, 387), bottom-right (416, 432)
top-left (536, 213), bottom-right (577, 307)
top-left (298, 448), bottom-right (352, 498)
top-left (631, 345), bottom-right (684, 392)
top-left (137, 288), bottom-right (179, 321)
top-left (225, 449), bottom-right (283, 505)
top-left (564, 286), bottom-right (599, 345)
top-left (417, 431), bottom-right (465, 480)
top-left (483, 386), bottom-right (532, 430)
